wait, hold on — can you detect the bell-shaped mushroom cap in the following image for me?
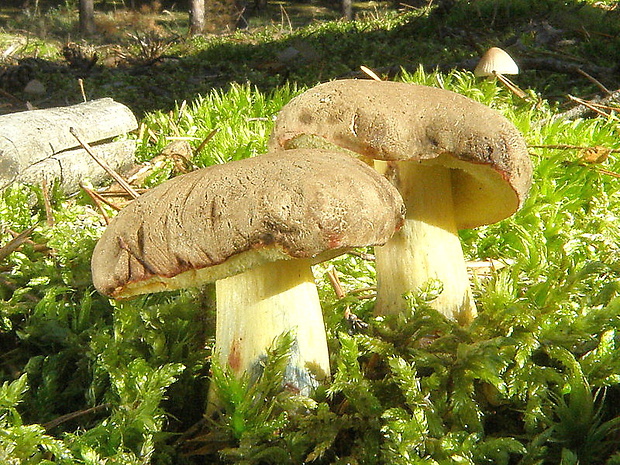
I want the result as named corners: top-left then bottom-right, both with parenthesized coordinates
top-left (91, 149), bottom-right (405, 299)
top-left (269, 79), bottom-right (532, 229)
top-left (474, 47), bottom-right (519, 77)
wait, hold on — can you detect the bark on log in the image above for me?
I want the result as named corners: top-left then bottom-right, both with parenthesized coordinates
top-left (0, 98), bottom-right (138, 191)
top-left (17, 139), bottom-right (137, 194)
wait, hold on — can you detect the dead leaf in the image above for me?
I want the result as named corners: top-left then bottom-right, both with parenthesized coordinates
top-left (580, 145), bottom-right (611, 164)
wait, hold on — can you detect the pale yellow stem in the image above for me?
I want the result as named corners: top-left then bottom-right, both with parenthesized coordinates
top-left (214, 258), bottom-right (330, 393)
top-left (374, 162), bottom-right (477, 325)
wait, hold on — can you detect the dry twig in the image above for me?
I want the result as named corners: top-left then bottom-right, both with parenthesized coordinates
top-left (70, 127), bottom-right (140, 199)
top-left (360, 65), bottom-right (383, 81)
top-left (43, 404), bottom-right (112, 432)
top-left (326, 266), bottom-right (369, 330)
top-left (494, 72), bottom-right (527, 99)
top-left (0, 224), bottom-right (37, 262)
top-left (575, 68), bottom-right (611, 94)
top-left (556, 88), bottom-right (620, 120)
top-left (81, 184), bottom-right (113, 225)
top-left (327, 266), bottom-right (346, 299)
top-left (567, 95), bottom-right (620, 121)
top-left (40, 179), bottom-right (54, 227)
top-left (195, 129), bottom-right (219, 155)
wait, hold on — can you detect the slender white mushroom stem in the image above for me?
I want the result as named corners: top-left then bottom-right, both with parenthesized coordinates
top-left (374, 161), bottom-right (477, 325)
top-left (214, 258), bottom-right (330, 394)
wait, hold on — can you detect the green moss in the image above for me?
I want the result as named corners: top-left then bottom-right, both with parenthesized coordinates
top-left (1, 2), bottom-right (620, 463)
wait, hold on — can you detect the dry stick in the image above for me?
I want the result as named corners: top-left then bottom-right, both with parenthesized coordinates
top-left (81, 184), bottom-right (113, 225)
top-left (529, 150), bottom-right (620, 178)
top-left (360, 65), bottom-right (382, 81)
top-left (279, 4), bottom-right (292, 32)
top-left (529, 143), bottom-right (620, 152)
top-left (569, 95), bottom-right (620, 116)
top-left (591, 166), bottom-right (620, 179)
top-left (589, 102), bottom-right (620, 112)
top-left (567, 95), bottom-right (620, 121)
top-left (7, 229), bottom-right (48, 253)
top-left (327, 266), bottom-right (346, 299)
top-left (69, 127), bottom-right (140, 200)
top-left (580, 27), bottom-right (615, 40)
top-left (326, 267), bottom-right (369, 330)
top-left (346, 288), bottom-right (376, 300)
top-left (98, 188), bottom-right (148, 198)
top-left (42, 403), bottom-right (112, 432)
top-left (195, 128), bottom-right (219, 155)
top-left (494, 72), bottom-right (527, 99)
top-left (556, 88), bottom-right (620, 120)
top-left (0, 224), bottom-right (37, 262)
top-left (40, 179), bottom-right (55, 227)
top-left (568, 95), bottom-right (611, 117)
top-left (77, 78), bottom-right (87, 103)
top-left (347, 250), bottom-right (375, 261)
top-left (91, 191), bottom-right (125, 211)
top-left (576, 68), bottom-right (611, 95)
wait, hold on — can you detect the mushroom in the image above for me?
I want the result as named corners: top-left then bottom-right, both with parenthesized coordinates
top-left (269, 79), bottom-right (532, 325)
top-left (91, 148), bottom-right (405, 397)
top-left (474, 47), bottom-right (525, 98)
top-left (474, 47), bottom-right (519, 77)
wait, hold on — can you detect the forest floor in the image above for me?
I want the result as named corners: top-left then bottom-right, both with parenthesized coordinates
top-left (0, 0), bottom-right (615, 116)
top-left (1, 1), bottom-right (620, 463)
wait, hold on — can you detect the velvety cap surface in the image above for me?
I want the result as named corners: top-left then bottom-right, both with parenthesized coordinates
top-left (269, 79), bottom-right (532, 228)
top-left (91, 148), bottom-right (405, 298)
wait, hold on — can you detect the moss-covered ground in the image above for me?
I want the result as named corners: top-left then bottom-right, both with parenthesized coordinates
top-left (1, 0), bottom-right (620, 463)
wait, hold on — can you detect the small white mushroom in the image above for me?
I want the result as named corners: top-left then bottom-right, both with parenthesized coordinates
top-left (474, 47), bottom-right (525, 98)
top-left (474, 47), bottom-right (519, 77)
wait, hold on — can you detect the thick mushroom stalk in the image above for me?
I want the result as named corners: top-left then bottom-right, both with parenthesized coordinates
top-left (215, 258), bottom-right (329, 391)
top-left (91, 148), bottom-right (405, 402)
top-left (269, 79), bottom-right (532, 325)
top-left (374, 162), bottom-right (476, 324)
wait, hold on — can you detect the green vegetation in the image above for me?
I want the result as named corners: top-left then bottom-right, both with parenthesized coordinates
top-left (1, 0), bottom-right (620, 463)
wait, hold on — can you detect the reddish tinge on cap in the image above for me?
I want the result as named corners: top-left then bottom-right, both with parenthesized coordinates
top-left (91, 148), bottom-right (405, 401)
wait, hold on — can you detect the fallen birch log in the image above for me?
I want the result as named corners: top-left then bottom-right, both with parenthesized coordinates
top-left (16, 139), bottom-right (137, 193)
top-left (0, 98), bottom-right (138, 192)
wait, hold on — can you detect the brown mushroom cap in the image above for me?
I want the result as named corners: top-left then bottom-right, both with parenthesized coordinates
top-left (269, 79), bottom-right (532, 229)
top-left (91, 148), bottom-right (405, 299)
top-left (474, 47), bottom-right (519, 77)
